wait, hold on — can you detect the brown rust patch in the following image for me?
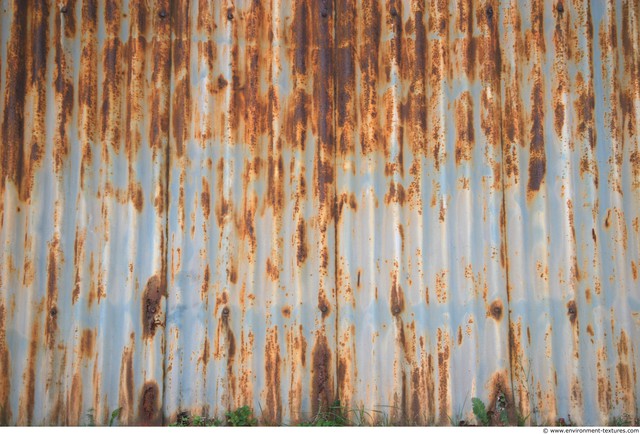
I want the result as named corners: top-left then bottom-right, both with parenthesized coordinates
top-left (296, 219), bottom-right (308, 265)
top-left (80, 329), bottom-right (95, 359)
top-left (129, 182), bottom-right (144, 212)
top-left (142, 274), bottom-right (166, 339)
top-left (1, 2), bottom-right (48, 202)
top-left (455, 91), bottom-right (474, 166)
top-left (118, 338), bottom-right (134, 422)
top-left (201, 264), bottom-right (210, 300)
top-left (527, 68), bottom-right (547, 197)
top-left (266, 257), bottom-right (279, 281)
top-left (631, 261), bottom-right (638, 280)
top-left (586, 324), bottom-right (594, 337)
top-left (0, 304), bottom-right (11, 423)
top-left (311, 333), bottom-right (333, 416)
top-left (46, 237), bottom-right (61, 350)
top-left (384, 182), bottom-right (406, 205)
top-left (567, 300), bottom-right (577, 324)
top-left (227, 263), bottom-right (238, 285)
top-left (281, 306), bottom-right (291, 318)
top-left (264, 327), bottom-right (282, 424)
top-left (437, 328), bottom-right (450, 424)
top-left (72, 229), bottom-right (86, 305)
top-left (488, 299), bottom-right (504, 321)
top-left (435, 270), bottom-right (447, 303)
top-left (390, 269), bottom-right (405, 315)
top-left (201, 177), bottom-right (210, 220)
top-left (139, 381), bottom-right (160, 425)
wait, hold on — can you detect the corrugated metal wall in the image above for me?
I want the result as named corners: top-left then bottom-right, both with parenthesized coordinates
top-left (0, 0), bottom-right (638, 426)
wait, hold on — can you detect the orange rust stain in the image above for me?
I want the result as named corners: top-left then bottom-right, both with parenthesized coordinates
top-left (142, 274), bottom-right (166, 339)
top-left (311, 333), bottom-right (333, 416)
top-left (435, 270), bottom-right (447, 303)
top-left (527, 67), bottom-right (546, 197)
top-left (488, 299), bottom-right (504, 321)
top-left (46, 237), bottom-right (60, 350)
top-left (281, 306), bottom-right (291, 318)
top-left (201, 177), bottom-right (210, 221)
top-left (0, 304), bottom-right (11, 424)
top-left (263, 326), bottom-right (282, 424)
top-left (201, 264), bottom-right (210, 300)
top-left (436, 328), bottom-right (450, 424)
top-left (129, 182), bottom-right (144, 213)
top-left (385, 182), bottom-right (406, 205)
top-left (139, 381), bottom-right (160, 425)
top-left (227, 263), bottom-right (238, 285)
top-left (567, 300), bottom-right (577, 324)
top-left (80, 329), bottom-right (95, 359)
top-left (390, 268), bottom-right (405, 315)
top-left (118, 338), bottom-right (134, 423)
top-left (1, 2), bottom-right (49, 202)
top-left (266, 257), bottom-right (279, 281)
top-left (72, 229), bottom-right (86, 305)
top-left (631, 261), bottom-right (638, 280)
top-left (296, 219), bottom-right (308, 266)
top-left (455, 91), bottom-right (474, 166)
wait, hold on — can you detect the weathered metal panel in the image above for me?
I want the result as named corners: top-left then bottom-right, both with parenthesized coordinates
top-left (334, 0), bottom-right (510, 425)
top-left (163, 0), bottom-right (336, 425)
top-left (500, 0), bottom-right (640, 425)
top-left (0, 0), bottom-right (170, 425)
top-left (0, 0), bottom-right (638, 427)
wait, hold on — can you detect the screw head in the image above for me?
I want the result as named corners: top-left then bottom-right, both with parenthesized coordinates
top-left (557, 2), bottom-right (564, 13)
top-left (320, 305), bottom-right (328, 313)
top-left (227, 11), bottom-right (234, 20)
top-left (61, 5), bottom-right (68, 13)
top-left (50, 307), bottom-right (58, 316)
top-left (222, 307), bottom-right (230, 315)
top-left (159, 10), bottom-right (167, 18)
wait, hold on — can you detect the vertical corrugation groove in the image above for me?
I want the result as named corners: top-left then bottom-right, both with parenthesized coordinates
top-left (0, 0), bottom-right (638, 426)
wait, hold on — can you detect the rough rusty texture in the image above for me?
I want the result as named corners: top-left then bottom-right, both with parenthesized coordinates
top-left (0, 0), bottom-right (170, 426)
top-left (1, 0), bottom-right (638, 427)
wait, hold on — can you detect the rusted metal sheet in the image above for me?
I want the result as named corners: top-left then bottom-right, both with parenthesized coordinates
top-left (500, 0), bottom-right (640, 425)
top-left (0, 0), bottom-right (170, 425)
top-left (0, 0), bottom-right (638, 427)
top-left (163, 0), bottom-right (336, 425)
top-left (334, 0), bottom-right (510, 425)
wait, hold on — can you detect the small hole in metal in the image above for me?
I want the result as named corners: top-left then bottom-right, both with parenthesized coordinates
top-left (486, 5), bottom-right (493, 20)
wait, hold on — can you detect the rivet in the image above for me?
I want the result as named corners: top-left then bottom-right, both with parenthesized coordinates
top-left (227, 11), bottom-right (234, 20)
top-left (61, 5), bottom-right (68, 13)
top-left (320, 305), bottom-right (328, 313)
top-left (159, 10), bottom-right (167, 18)
top-left (393, 307), bottom-right (401, 314)
top-left (390, 7), bottom-right (398, 17)
top-left (557, 2), bottom-right (564, 13)
top-left (50, 307), bottom-right (58, 316)
top-left (222, 307), bottom-right (230, 315)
